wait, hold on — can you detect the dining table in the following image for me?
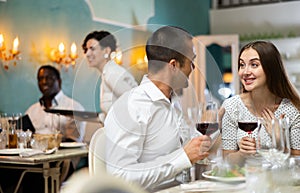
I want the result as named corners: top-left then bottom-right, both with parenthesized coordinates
top-left (154, 179), bottom-right (300, 193)
top-left (154, 161), bottom-right (300, 193)
top-left (0, 145), bottom-right (88, 193)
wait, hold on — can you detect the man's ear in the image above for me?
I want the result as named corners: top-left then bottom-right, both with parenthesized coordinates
top-left (169, 59), bottom-right (177, 71)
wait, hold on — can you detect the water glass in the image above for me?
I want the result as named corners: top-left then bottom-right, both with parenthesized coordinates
top-left (17, 130), bottom-right (26, 149)
top-left (288, 156), bottom-right (300, 186)
top-left (14, 113), bottom-right (23, 130)
top-left (0, 131), bottom-right (7, 149)
top-left (17, 129), bottom-right (32, 149)
top-left (257, 117), bottom-right (290, 167)
top-left (245, 157), bottom-right (272, 193)
top-left (31, 136), bottom-right (48, 151)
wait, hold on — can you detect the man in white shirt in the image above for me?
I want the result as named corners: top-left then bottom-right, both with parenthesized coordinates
top-left (26, 65), bottom-right (86, 142)
top-left (23, 65), bottom-right (86, 192)
top-left (105, 26), bottom-right (211, 191)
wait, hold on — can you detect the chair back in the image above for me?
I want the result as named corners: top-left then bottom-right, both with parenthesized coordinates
top-left (88, 127), bottom-right (106, 175)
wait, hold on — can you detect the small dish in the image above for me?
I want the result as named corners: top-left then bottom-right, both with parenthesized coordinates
top-left (202, 170), bottom-right (246, 182)
top-left (59, 142), bottom-right (86, 148)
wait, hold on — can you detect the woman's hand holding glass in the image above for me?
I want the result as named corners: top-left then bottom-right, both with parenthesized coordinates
top-left (238, 136), bottom-right (257, 155)
top-left (236, 105), bottom-right (262, 157)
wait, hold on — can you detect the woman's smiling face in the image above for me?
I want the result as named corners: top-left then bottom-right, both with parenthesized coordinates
top-left (238, 48), bottom-right (267, 92)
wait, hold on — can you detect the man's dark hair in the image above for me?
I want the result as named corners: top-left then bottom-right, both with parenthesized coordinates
top-left (146, 26), bottom-right (193, 73)
top-left (37, 65), bottom-right (61, 80)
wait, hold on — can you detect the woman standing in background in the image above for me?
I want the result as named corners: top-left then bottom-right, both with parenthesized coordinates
top-left (82, 31), bottom-right (138, 122)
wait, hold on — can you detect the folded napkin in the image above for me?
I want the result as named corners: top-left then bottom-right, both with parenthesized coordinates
top-left (19, 147), bottom-right (57, 158)
top-left (180, 180), bottom-right (246, 191)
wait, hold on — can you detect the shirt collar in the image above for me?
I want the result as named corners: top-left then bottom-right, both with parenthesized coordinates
top-left (39, 90), bottom-right (63, 108)
top-left (140, 75), bottom-right (173, 103)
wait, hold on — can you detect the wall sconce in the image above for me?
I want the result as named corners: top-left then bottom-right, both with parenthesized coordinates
top-left (49, 42), bottom-right (78, 67)
top-left (135, 54), bottom-right (148, 70)
top-left (0, 34), bottom-right (21, 70)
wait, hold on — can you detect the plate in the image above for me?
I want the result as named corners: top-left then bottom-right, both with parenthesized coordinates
top-left (0, 148), bottom-right (34, 155)
top-left (181, 181), bottom-right (246, 192)
top-left (202, 170), bottom-right (245, 182)
top-left (59, 142), bottom-right (86, 148)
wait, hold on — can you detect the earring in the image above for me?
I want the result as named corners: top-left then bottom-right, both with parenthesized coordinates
top-left (104, 53), bottom-right (109, 59)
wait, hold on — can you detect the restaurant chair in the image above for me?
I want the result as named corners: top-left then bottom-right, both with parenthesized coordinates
top-left (88, 127), bottom-right (106, 175)
top-left (83, 121), bottom-right (103, 145)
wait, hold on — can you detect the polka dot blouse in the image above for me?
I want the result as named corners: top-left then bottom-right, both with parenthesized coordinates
top-left (221, 95), bottom-right (300, 151)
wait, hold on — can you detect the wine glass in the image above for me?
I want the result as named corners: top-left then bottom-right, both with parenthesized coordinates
top-left (14, 113), bottom-right (23, 131)
top-left (256, 117), bottom-right (290, 167)
top-left (196, 101), bottom-right (219, 137)
top-left (237, 106), bottom-right (258, 138)
top-left (187, 106), bottom-right (200, 138)
top-left (279, 116), bottom-right (291, 163)
top-left (196, 101), bottom-right (219, 165)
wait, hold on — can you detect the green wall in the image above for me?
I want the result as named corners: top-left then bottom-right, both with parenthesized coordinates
top-left (148, 0), bottom-right (210, 35)
top-left (0, 0), bottom-right (211, 114)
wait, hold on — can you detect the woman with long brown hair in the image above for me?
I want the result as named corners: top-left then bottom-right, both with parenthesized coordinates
top-left (221, 41), bottom-right (300, 165)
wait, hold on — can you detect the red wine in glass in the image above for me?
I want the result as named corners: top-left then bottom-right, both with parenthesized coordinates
top-left (196, 122), bottom-right (219, 136)
top-left (238, 122), bottom-right (257, 137)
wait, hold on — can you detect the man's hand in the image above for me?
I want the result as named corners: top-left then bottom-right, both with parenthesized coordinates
top-left (184, 135), bottom-right (211, 164)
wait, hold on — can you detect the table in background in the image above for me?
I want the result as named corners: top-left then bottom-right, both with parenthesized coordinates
top-left (0, 147), bottom-right (88, 193)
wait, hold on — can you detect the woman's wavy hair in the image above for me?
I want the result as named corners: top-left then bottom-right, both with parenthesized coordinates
top-left (239, 41), bottom-right (300, 110)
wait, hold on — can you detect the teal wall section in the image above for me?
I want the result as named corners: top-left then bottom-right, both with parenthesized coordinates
top-left (0, 0), bottom-right (211, 114)
top-left (148, 0), bottom-right (210, 35)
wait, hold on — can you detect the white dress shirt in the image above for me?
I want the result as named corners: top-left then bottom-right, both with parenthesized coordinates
top-left (100, 60), bottom-right (138, 116)
top-left (25, 90), bottom-right (86, 142)
top-left (105, 75), bottom-right (192, 191)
